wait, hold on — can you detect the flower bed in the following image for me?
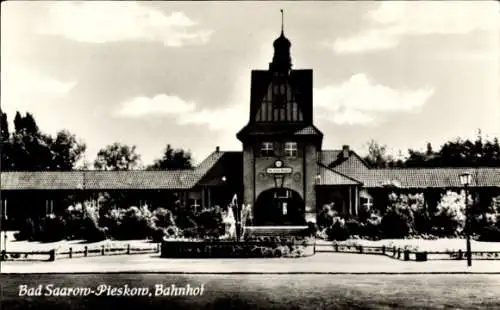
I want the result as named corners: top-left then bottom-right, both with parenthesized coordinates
top-left (160, 236), bottom-right (315, 258)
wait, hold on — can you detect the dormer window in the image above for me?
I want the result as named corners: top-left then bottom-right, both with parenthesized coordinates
top-left (260, 142), bottom-right (274, 157)
top-left (284, 142), bottom-right (298, 158)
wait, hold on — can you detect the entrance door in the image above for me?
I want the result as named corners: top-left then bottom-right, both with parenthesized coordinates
top-left (254, 188), bottom-right (305, 226)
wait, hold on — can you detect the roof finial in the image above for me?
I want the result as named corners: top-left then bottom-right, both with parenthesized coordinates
top-left (280, 9), bottom-right (284, 35)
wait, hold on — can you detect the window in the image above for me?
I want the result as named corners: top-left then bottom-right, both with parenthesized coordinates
top-left (273, 82), bottom-right (286, 109)
top-left (284, 142), bottom-right (298, 158)
top-left (360, 197), bottom-right (373, 211)
top-left (189, 199), bottom-right (200, 212)
top-left (260, 142), bottom-right (274, 157)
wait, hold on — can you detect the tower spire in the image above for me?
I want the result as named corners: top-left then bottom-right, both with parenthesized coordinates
top-left (281, 9), bottom-right (284, 35)
top-left (270, 9), bottom-right (292, 73)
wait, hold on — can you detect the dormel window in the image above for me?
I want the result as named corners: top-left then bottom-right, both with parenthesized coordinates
top-left (260, 142), bottom-right (274, 157)
top-left (284, 142), bottom-right (298, 158)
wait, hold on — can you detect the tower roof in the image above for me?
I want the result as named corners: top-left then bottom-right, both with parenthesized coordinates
top-left (269, 9), bottom-right (292, 72)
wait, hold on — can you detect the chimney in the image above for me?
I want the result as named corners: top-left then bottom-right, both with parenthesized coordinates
top-left (215, 146), bottom-right (220, 152)
top-left (342, 145), bottom-right (350, 159)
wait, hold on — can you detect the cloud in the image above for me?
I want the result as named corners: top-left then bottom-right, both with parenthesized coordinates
top-left (116, 94), bottom-right (196, 118)
top-left (332, 2), bottom-right (499, 54)
top-left (314, 73), bottom-right (434, 125)
top-left (116, 94), bottom-right (247, 132)
top-left (39, 2), bottom-right (213, 47)
top-left (1, 66), bottom-right (76, 111)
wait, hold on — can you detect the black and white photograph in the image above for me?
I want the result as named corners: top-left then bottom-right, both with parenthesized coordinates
top-left (1, 1), bottom-right (500, 309)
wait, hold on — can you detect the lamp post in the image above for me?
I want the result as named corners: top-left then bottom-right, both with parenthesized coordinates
top-left (2, 199), bottom-right (7, 253)
top-left (460, 172), bottom-right (473, 267)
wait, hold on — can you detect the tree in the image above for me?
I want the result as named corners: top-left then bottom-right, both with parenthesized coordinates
top-left (0, 110), bottom-right (12, 170)
top-left (363, 140), bottom-right (402, 168)
top-left (148, 144), bottom-right (193, 170)
top-left (50, 130), bottom-right (87, 171)
top-left (10, 112), bottom-right (53, 170)
top-left (94, 142), bottom-right (141, 170)
top-left (7, 112), bottom-right (86, 171)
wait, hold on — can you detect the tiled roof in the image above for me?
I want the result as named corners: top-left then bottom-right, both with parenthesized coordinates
top-left (0, 150), bottom-right (227, 190)
top-left (237, 123), bottom-right (322, 138)
top-left (2, 150), bottom-right (499, 190)
top-left (331, 154), bottom-right (371, 174)
top-left (316, 165), bottom-right (361, 186)
top-left (319, 150), bottom-right (342, 166)
top-left (345, 168), bottom-right (500, 188)
top-left (293, 125), bottom-right (323, 136)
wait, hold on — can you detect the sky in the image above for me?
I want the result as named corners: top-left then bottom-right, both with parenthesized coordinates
top-left (2, 1), bottom-right (499, 167)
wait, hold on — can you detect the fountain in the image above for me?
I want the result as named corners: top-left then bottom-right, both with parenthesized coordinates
top-left (222, 205), bottom-right (236, 239)
top-left (160, 193), bottom-right (315, 258)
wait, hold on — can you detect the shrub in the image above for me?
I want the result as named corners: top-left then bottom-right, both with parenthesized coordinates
top-left (165, 225), bottom-right (178, 237)
top-left (326, 217), bottom-right (349, 241)
top-left (433, 191), bottom-right (468, 237)
top-left (153, 208), bottom-right (176, 228)
top-left (79, 202), bottom-right (107, 242)
top-left (14, 218), bottom-right (37, 241)
top-left (306, 222), bottom-right (317, 237)
top-left (408, 193), bottom-right (431, 234)
top-left (478, 226), bottom-right (500, 242)
top-left (181, 227), bottom-right (199, 239)
top-left (364, 214), bottom-right (382, 240)
top-left (114, 206), bottom-right (156, 240)
top-left (195, 207), bottom-right (224, 238)
top-left (151, 227), bottom-right (166, 242)
top-left (102, 208), bottom-right (123, 238)
top-left (317, 203), bottom-right (337, 230)
top-left (345, 219), bottom-right (363, 237)
top-left (39, 214), bottom-right (67, 242)
top-left (381, 211), bottom-right (411, 238)
top-left (380, 193), bottom-right (415, 238)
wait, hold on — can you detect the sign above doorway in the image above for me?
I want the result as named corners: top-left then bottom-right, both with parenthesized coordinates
top-left (266, 160), bottom-right (293, 174)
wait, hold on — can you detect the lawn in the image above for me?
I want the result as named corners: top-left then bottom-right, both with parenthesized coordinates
top-left (330, 238), bottom-right (500, 252)
top-left (5, 230), bottom-right (500, 254)
top-left (1, 273), bottom-right (500, 309)
top-left (2, 231), bottom-right (155, 253)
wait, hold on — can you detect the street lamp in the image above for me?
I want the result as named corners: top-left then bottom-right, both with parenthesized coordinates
top-left (459, 171), bottom-right (473, 267)
top-left (2, 199), bottom-right (7, 253)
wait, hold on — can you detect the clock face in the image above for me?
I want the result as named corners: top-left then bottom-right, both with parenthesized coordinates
top-left (275, 160), bottom-right (283, 168)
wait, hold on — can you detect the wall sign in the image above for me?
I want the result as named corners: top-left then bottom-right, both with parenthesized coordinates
top-left (266, 160), bottom-right (292, 174)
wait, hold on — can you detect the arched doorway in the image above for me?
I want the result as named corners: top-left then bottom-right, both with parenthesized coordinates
top-left (254, 188), bottom-right (305, 226)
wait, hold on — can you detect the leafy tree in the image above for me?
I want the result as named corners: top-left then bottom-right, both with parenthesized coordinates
top-left (363, 140), bottom-right (404, 168)
top-left (364, 130), bottom-right (500, 168)
top-left (7, 112), bottom-right (86, 171)
top-left (10, 112), bottom-right (53, 170)
top-left (363, 140), bottom-right (389, 168)
top-left (148, 144), bottom-right (193, 170)
top-left (94, 142), bottom-right (141, 170)
top-left (0, 110), bottom-right (12, 170)
top-left (50, 130), bottom-right (87, 170)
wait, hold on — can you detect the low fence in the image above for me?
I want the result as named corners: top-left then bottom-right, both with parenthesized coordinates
top-left (316, 242), bottom-right (500, 262)
top-left (0, 243), bottom-right (161, 262)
